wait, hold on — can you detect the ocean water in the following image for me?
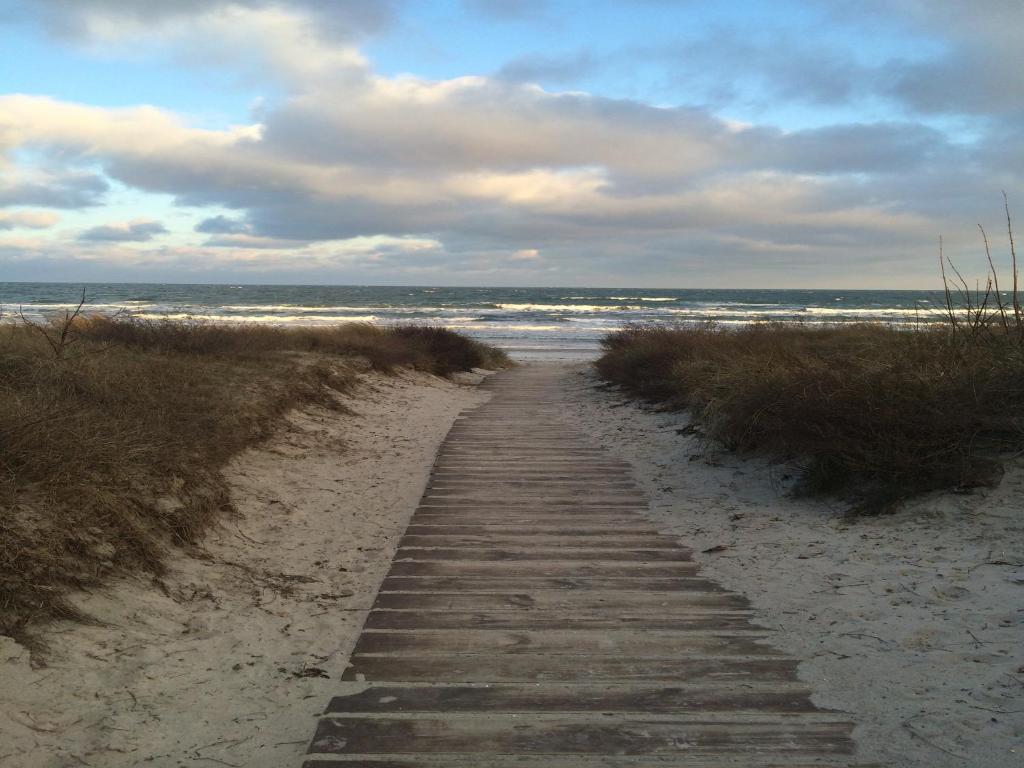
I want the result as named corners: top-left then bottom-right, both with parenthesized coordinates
top-left (1, 283), bottom-right (950, 360)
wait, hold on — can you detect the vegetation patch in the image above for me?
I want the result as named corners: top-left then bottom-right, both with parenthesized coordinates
top-left (0, 315), bottom-right (507, 644)
top-left (597, 211), bottom-right (1024, 513)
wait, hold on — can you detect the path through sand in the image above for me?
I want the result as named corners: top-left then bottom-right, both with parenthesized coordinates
top-left (304, 364), bottom-right (869, 766)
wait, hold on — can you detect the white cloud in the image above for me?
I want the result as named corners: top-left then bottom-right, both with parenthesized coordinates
top-left (511, 248), bottom-right (541, 260)
top-left (79, 219), bottom-right (168, 242)
top-left (0, 169), bottom-right (108, 208)
top-left (0, 210), bottom-right (60, 230)
top-left (0, 0), bottom-right (1019, 285)
top-left (203, 233), bottom-right (307, 249)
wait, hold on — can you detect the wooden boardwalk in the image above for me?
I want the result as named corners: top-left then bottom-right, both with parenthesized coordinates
top-left (304, 365), bottom-right (864, 766)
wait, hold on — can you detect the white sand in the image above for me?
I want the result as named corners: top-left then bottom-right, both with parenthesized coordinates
top-left (3, 360), bottom-right (1021, 767)
top-left (558, 363), bottom-right (1024, 768)
top-left (0, 369), bottom-right (488, 768)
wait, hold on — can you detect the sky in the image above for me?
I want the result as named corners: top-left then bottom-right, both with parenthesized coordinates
top-left (0, 0), bottom-right (1021, 288)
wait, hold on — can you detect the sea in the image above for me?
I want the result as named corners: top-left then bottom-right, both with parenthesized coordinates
top-left (2, 283), bottom-right (950, 360)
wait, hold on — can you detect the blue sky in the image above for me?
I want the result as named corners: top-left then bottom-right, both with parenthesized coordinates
top-left (0, 0), bottom-right (1020, 287)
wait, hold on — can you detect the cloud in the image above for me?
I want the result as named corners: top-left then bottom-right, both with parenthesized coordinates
top-left (2, 0), bottom-right (399, 42)
top-left (0, 1), bottom-right (1020, 286)
top-left (202, 233), bottom-right (307, 249)
top-left (0, 3), bottom-right (377, 95)
top-left (195, 215), bottom-right (250, 234)
top-left (649, 2), bottom-right (1024, 118)
top-left (0, 232), bottom-right (450, 284)
top-left (767, 122), bottom-right (958, 175)
top-left (79, 219), bottom-right (168, 242)
top-left (0, 210), bottom-right (60, 229)
top-left (0, 171), bottom-right (108, 208)
top-left (463, 0), bottom-right (548, 20)
top-left (0, 77), bottom-right (1002, 284)
top-left (510, 248), bottom-right (541, 260)
top-left (257, 79), bottom-right (733, 179)
top-left (823, 1), bottom-right (1024, 115)
top-left (495, 50), bottom-right (599, 84)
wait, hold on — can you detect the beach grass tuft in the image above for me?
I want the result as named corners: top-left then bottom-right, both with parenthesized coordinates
top-left (597, 208), bottom-right (1024, 513)
top-left (0, 317), bottom-right (507, 644)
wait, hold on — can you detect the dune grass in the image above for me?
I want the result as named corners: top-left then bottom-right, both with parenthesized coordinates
top-left (597, 210), bottom-right (1024, 513)
top-left (597, 322), bottom-right (1024, 512)
top-left (0, 316), bottom-right (507, 643)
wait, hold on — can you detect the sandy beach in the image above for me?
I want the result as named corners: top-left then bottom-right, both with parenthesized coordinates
top-left (0, 369), bottom-right (488, 768)
top-left (1, 361), bottom-right (1021, 767)
top-left (559, 363), bottom-right (1024, 768)
top-left (5, 1), bottom-right (1023, 763)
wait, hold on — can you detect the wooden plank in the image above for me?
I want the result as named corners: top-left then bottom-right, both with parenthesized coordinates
top-left (424, 499), bottom-right (648, 505)
top-left (432, 466), bottom-right (630, 473)
top-left (386, 562), bottom-right (701, 578)
top-left (425, 487), bottom-right (638, 493)
top-left (363, 611), bottom-right (757, 631)
top-left (395, 548), bottom-right (692, 562)
top-left (325, 683), bottom-right (814, 714)
top-left (418, 500), bottom-right (647, 508)
top-left (398, 535), bottom-right (678, 549)
top-left (429, 476), bottom-right (635, 482)
top-left (305, 761), bottom-right (875, 768)
top-left (418, 498), bottom-right (645, 505)
top-left (437, 450), bottom-right (611, 456)
top-left (413, 505), bottom-right (649, 512)
top-left (426, 476), bottom-right (633, 482)
top-left (408, 514), bottom-right (652, 525)
top-left (372, 591), bottom-right (749, 612)
top-left (431, 467), bottom-right (633, 473)
top-left (351, 630), bottom-right (779, 657)
top-left (309, 717), bottom-right (856, 756)
top-left (380, 576), bottom-right (723, 592)
top-left (404, 525), bottom-right (663, 536)
top-left (412, 511), bottom-right (655, 518)
top-left (342, 655), bottom-right (795, 683)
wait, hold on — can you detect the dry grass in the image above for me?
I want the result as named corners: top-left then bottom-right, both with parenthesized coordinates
top-left (0, 317), bottom-right (507, 643)
top-left (598, 207), bottom-right (1024, 513)
top-left (598, 322), bottom-right (1024, 513)
top-left (74, 316), bottom-right (509, 375)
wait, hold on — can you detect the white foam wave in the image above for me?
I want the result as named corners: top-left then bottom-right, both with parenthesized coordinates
top-left (131, 312), bottom-right (383, 324)
top-left (496, 303), bottom-right (643, 312)
top-left (607, 296), bottom-right (677, 302)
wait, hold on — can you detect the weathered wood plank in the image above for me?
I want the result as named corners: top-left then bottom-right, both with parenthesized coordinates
top-left (398, 535), bottom-right (678, 549)
top-left (351, 630), bottom-right (778, 657)
top-left (380, 576), bottom-right (723, 592)
top-left (411, 511), bottom-right (651, 521)
top-left (395, 548), bottom-right (692, 562)
top-left (386, 561), bottom-right (701, 577)
top-left (418, 499), bottom-right (647, 508)
top-left (408, 514), bottom-right (652, 525)
top-left (363, 611), bottom-right (757, 631)
top-left (309, 717), bottom-right (856, 756)
top-left (341, 655), bottom-right (795, 683)
top-left (404, 525), bottom-right (662, 536)
top-left (372, 591), bottom-right (749, 612)
top-left (325, 683), bottom-right (815, 714)
top-left (305, 759), bottom-right (872, 768)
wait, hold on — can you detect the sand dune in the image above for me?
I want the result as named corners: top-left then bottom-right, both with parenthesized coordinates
top-left (0, 370), bottom-right (488, 768)
top-left (2, 362), bottom-right (1020, 767)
